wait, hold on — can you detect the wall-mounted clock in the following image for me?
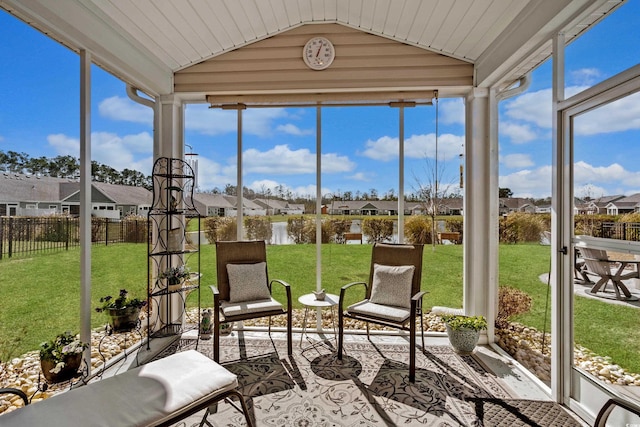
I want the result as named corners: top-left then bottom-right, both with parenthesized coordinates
top-left (302, 37), bottom-right (335, 70)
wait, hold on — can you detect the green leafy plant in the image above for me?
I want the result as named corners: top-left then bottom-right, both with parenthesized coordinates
top-left (95, 288), bottom-right (147, 312)
top-left (441, 314), bottom-right (487, 331)
top-left (159, 266), bottom-right (191, 286)
top-left (39, 331), bottom-right (87, 374)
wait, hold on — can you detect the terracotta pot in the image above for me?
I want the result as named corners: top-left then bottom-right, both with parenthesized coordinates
top-left (40, 353), bottom-right (82, 383)
top-left (107, 306), bottom-right (141, 332)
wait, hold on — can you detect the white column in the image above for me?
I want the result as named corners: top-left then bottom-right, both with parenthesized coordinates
top-left (551, 32), bottom-right (571, 404)
top-left (158, 95), bottom-right (184, 159)
top-left (79, 50), bottom-right (92, 375)
top-left (398, 106), bottom-right (405, 243)
top-left (463, 88), bottom-right (493, 323)
top-left (157, 95), bottom-right (185, 328)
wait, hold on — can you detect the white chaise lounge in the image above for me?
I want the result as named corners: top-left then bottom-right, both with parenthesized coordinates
top-left (0, 350), bottom-right (253, 426)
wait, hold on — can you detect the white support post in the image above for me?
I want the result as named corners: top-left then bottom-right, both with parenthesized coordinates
top-left (551, 32), bottom-right (572, 404)
top-left (79, 49), bottom-right (92, 376)
top-left (236, 107), bottom-right (243, 240)
top-left (463, 88), bottom-right (491, 321)
top-left (398, 105), bottom-right (405, 243)
top-left (316, 105), bottom-right (323, 330)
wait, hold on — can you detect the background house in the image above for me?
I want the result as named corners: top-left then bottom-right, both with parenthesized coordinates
top-left (0, 173), bottom-right (151, 218)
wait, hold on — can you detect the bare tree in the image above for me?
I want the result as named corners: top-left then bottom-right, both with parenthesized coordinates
top-left (412, 157), bottom-right (456, 251)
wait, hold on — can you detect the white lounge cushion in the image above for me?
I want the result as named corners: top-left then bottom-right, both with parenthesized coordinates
top-left (221, 297), bottom-right (284, 318)
top-left (347, 300), bottom-right (411, 323)
top-left (0, 350), bottom-right (238, 427)
top-left (369, 264), bottom-right (415, 309)
top-left (227, 262), bottom-right (271, 303)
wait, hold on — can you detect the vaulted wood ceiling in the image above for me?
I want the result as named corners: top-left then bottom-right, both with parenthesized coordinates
top-left (0, 0), bottom-right (624, 99)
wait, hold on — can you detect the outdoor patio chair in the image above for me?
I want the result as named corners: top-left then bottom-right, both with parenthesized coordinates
top-left (579, 247), bottom-right (640, 301)
top-left (337, 242), bottom-right (425, 382)
top-left (211, 240), bottom-right (292, 362)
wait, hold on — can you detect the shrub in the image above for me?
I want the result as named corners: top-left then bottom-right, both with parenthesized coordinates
top-left (329, 219), bottom-right (352, 244)
top-left (362, 218), bottom-right (394, 243)
top-left (404, 215), bottom-right (433, 244)
top-left (445, 217), bottom-right (464, 237)
top-left (36, 215), bottom-right (70, 242)
top-left (203, 216), bottom-right (236, 242)
top-left (287, 216), bottom-right (307, 244)
top-left (244, 216), bottom-right (272, 242)
top-left (496, 286), bottom-right (532, 329)
top-left (499, 212), bottom-right (546, 243)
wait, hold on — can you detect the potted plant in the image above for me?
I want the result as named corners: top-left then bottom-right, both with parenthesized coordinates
top-left (159, 265), bottom-right (191, 291)
top-left (440, 314), bottom-right (487, 355)
top-left (96, 289), bottom-right (147, 332)
top-left (39, 331), bottom-right (88, 383)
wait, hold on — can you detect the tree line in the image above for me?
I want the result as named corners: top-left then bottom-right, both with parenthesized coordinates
top-left (0, 150), bottom-right (151, 189)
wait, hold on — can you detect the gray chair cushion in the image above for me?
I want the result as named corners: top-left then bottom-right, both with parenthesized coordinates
top-left (221, 297), bottom-right (284, 318)
top-left (227, 262), bottom-right (271, 303)
top-left (369, 263), bottom-right (415, 309)
top-left (347, 300), bottom-right (411, 323)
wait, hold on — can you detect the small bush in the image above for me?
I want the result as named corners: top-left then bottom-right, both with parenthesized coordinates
top-left (496, 286), bottom-right (532, 329)
top-left (287, 217), bottom-right (307, 244)
top-left (362, 218), bottom-right (394, 243)
top-left (404, 215), bottom-right (433, 244)
top-left (329, 219), bottom-right (352, 244)
top-left (499, 212), bottom-right (546, 243)
top-left (244, 216), bottom-right (272, 242)
top-left (203, 216), bottom-right (236, 242)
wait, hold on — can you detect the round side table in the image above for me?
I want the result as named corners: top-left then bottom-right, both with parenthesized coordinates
top-left (298, 293), bottom-right (339, 350)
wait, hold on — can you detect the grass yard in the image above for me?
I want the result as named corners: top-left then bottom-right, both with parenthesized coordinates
top-left (1, 242), bottom-right (639, 375)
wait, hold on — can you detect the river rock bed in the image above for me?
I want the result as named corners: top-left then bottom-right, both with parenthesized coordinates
top-left (2, 310), bottom-right (639, 415)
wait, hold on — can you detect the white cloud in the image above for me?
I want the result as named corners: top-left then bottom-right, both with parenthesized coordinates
top-left (276, 123), bottom-right (313, 136)
top-left (47, 131), bottom-right (154, 175)
top-left (499, 166), bottom-right (552, 199)
top-left (242, 144), bottom-right (355, 175)
top-left (198, 156), bottom-right (237, 190)
top-left (503, 86), bottom-right (588, 129)
top-left (574, 92), bottom-right (640, 135)
top-left (361, 133), bottom-right (464, 161)
top-left (99, 96), bottom-right (153, 125)
top-left (501, 153), bottom-right (534, 168)
top-left (348, 172), bottom-right (371, 181)
top-left (500, 122), bottom-right (537, 143)
top-left (499, 160), bottom-right (640, 199)
top-left (185, 105), bottom-right (288, 137)
top-left (440, 99), bottom-right (465, 125)
top-left (569, 68), bottom-right (603, 86)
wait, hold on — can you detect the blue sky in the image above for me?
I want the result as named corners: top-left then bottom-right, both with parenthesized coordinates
top-left (1, 2), bottom-right (639, 200)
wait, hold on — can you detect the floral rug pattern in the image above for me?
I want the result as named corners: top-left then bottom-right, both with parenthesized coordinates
top-left (163, 336), bottom-right (515, 426)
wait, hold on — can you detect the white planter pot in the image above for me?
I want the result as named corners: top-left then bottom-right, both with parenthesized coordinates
top-left (445, 324), bottom-right (481, 355)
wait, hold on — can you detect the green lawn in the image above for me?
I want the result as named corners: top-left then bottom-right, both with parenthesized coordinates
top-left (1, 242), bottom-right (639, 375)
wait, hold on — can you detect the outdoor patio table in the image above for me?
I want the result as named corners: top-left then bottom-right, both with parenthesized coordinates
top-left (298, 292), bottom-right (338, 351)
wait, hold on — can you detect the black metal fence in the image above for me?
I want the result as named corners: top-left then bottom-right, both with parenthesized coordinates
top-left (600, 222), bottom-right (640, 241)
top-left (0, 217), bottom-right (149, 259)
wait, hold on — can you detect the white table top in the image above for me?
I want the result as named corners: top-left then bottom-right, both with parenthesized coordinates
top-left (298, 292), bottom-right (339, 308)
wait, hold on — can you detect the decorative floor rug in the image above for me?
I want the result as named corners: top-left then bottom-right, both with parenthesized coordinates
top-left (158, 334), bottom-right (523, 426)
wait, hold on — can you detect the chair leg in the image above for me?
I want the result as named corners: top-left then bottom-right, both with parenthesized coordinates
top-left (337, 310), bottom-right (344, 360)
top-left (287, 310), bottom-right (293, 356)
top-left (409, 317), bottom-right (416, 383)
top-left (420, 312), bottom-right (425, 350)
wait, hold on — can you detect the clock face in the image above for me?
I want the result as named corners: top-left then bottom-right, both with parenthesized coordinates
top-left (303, 37), bottom-right (335, 70)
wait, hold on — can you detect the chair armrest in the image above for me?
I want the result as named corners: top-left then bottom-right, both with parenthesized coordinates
top-left (270, 279), bottom-right (293, 312)
top-left (411, 290), bottom-right (427, 311)
top-left (595, 397), bottom-right (640, 427)
top-left (0, 387), bottom-right (29, 407)
top-left (339, 281), bottom-right (368, 312)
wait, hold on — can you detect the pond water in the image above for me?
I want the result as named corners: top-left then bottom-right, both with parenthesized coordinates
top-left (189, 219), bottom-right (401, 245)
